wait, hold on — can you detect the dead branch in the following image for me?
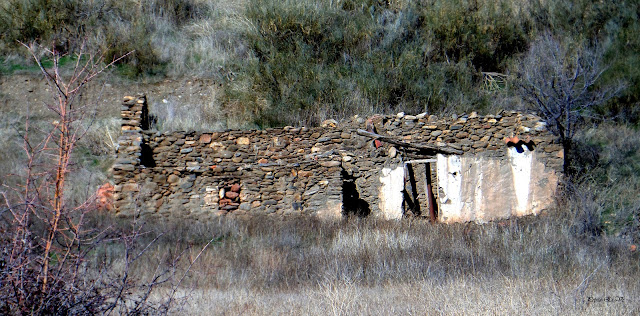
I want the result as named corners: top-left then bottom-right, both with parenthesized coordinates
top-left (356, 129), bottom-right (463, 155)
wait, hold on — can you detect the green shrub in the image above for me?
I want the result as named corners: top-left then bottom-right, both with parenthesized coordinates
top-left (0, 0), bottom-right (82, 52)
top-left (96, 0), bottom-right (211, 78)
top-left (0, 0), bottom-right (211, 78)
top-left (238, 0), bottom-right (528, 126)
top-left (100, 18), bottom-right (168, 78)
top-left (572, 125), bottom-right (640, 238)
top-left (417, 0), bottom-right (529, 71)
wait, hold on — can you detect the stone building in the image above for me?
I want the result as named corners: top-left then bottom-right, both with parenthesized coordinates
top-left (112, 95), bottom-right (563, 223)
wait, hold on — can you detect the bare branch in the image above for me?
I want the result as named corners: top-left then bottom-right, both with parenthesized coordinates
top-left (517, 34), bottom-right (625, 175)
top-left (0, 41), bottom-right (170, 314)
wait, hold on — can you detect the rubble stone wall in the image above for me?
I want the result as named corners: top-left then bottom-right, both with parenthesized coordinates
top-left (112, 95), bottom-right (563, 222)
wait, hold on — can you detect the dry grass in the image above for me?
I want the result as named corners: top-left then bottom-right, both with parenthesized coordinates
top-left (99, 212), bottom-right (640, 315)
top-left (153, 97), bottom-right (228, 132)
top-left (174, 275), bottom-right (635, 315)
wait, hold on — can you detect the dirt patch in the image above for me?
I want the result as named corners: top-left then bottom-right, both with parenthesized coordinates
top-left (0, 74), bottom-right (222, 121)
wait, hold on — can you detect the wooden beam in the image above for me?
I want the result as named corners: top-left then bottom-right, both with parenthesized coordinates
top-left (404, 159), bottom-right (437, 164)
top-left (356, 129), bottom-right (463, 155)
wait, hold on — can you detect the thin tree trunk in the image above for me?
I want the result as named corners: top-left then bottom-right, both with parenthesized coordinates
top-left (563, 138), bottom-right (573, 178)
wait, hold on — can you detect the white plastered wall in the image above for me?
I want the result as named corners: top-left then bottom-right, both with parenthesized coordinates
top-left (435, 148), bottom-right (557, 223)
top-left (378, 165), bottom-right (405, 220)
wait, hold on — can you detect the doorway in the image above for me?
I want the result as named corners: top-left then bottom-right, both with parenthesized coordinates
top-left (403, 159), bottom-right (438, 221)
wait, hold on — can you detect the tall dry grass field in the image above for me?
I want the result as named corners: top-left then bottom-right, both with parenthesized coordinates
top-left (99, 211), bottom-right (639, 315)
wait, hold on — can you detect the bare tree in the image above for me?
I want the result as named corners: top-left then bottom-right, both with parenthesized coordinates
top-left (0, 41), bottom-right (132, 314)
top-left (0, 41), bottom-right (211, 315)
top-left (518, 34), bottom-right (624, 175)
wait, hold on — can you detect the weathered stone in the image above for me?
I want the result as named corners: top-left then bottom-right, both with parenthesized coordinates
top-left (199, 134), bottom-right (212, 144)
top-left (122, 183), bottom-right (139, 192)
top-left (263, 200), bottom-right (277, 206)
top-left (218, 150), bottom-right (234, 159)
top-left (113, 164), bottom-right (135, 171)
top-left (167, 174), bottom-right (180, 183)
top-left (210, 141), bottom-right (225, 149)
top-left (237, 137), bottom-right (250, 146)
top-left (534, 121), bottom-right (548, 131)
top-left (115, 158), bottom-right (136, 165)
top-left (319, 161), bottom-right (341, 167)
top-left (298, 170), bottom-right (313, 177)
top-left (544, 144), bottom-right (563, 153)
top-left (225, 191), bottom-right (239, 199)
top-left (472, 141), bottom-right (488, 148)
top-left (304, 188), bottom-right (319, 196)
top-left (321, 119), bottom-right (338, 128)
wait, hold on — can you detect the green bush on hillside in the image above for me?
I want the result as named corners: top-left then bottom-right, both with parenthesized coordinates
top-left (0, 0), bottom-right (638, 123)
top-left (237, 0), bottom-right (532, 126)
top-left (0, 0), bottom-right (86, 53)
top-left (0, 0), bottom-right (211, 77)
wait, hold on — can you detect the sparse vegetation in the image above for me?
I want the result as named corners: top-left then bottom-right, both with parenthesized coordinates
top-left (0, 0), bottom-right (638, 314)
top-left (119, 214), bottom-right (639, 314)
top-left (0, 0), bottom-right (638, 125)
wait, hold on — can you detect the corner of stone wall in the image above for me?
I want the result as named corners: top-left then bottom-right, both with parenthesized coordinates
top-left (112, 95), bottom-right (148, 216)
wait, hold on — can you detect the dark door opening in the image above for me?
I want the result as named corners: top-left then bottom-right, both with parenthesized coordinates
top-left (342, 170), bottom-right (370, 217)
top-left (403, 163), bottom-right (421, 216)
top-left (140, 143), bottom-right (156, 167)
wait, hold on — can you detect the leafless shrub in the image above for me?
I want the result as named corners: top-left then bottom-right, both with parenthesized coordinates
top-left (517, 34), bottom-right (624, 175)
top-left (0, 42), bottom-right (202, 315)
